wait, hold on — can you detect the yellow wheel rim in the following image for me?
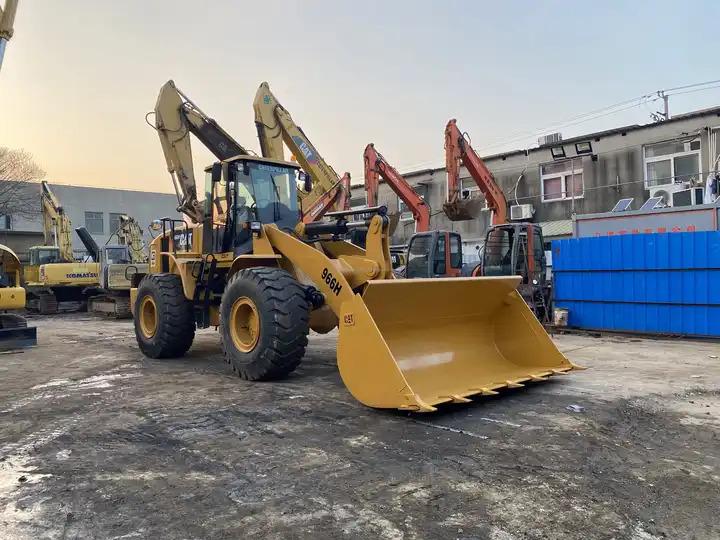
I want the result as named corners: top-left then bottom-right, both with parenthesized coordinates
top-left (139, 295), bottom-right (158, 338)
top-left (229, 296), bottom-right (260, 353)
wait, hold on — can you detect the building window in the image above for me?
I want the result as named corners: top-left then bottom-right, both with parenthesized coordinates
top-left (398, 196), bottom-right (424, 221)
top-left (109, 213), bottom-right (124, 234)
top-left (85, 211), bottom-right (104, 234)
top-left (0, 215), bottom-right (11, 230)
top-left (399, 185), bottom-right (427, 221)
top-left (541, 158), bottom-right (583, 202)
top-left (644, 138), bottom-right (701, 188)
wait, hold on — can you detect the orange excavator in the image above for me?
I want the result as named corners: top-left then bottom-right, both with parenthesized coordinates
top-left (364, 143), bottom-right (430, 232)
top-left (363, 143), bottom-right (462, 278)
top-left (444, 118), bottom-right (551, 319)
top-left (444, 118), bottom-right (508, 224)
top-left (338, 171), bottom-right (351, 211)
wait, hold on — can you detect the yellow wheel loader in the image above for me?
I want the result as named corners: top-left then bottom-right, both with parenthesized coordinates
top-left (133, 81), bottom-right (579, 412)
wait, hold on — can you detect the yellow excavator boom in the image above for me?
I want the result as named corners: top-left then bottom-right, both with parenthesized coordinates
top-left (253, 82), bottom-right (349, 221)
top-left (153, 80), bottom-right (249, 223)
top-left (40, 181), bottom-right (73, 262)
top-left (115, 215), bottom-right (147, 263)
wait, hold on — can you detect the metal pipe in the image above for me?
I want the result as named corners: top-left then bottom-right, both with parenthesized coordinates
top-left (324, 205), bottom-right (387, 218)
top-left (0, 38), bottom-right (7, 73)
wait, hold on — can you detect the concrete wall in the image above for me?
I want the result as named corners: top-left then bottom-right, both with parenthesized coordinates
top-left (0, 231), bottom-right (44, 261)
top-left (4, 183), bottom-right (181, 255)
top-left (352, 108), bottom-right (720, 246)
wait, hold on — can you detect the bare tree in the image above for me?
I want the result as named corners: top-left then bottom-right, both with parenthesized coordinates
top-left (0, 147), bottom-right (45, 219)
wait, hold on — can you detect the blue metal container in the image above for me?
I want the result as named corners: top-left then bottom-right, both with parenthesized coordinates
top-left (552, 232), bottom-right (720, 337)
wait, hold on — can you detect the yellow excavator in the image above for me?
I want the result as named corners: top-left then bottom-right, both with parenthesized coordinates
top-left (76, 215), bottom-right (148, 318)
top-left (132, 80), bottom-right (577, 412)
top-left (24, 182), bottom-right (100, 313)
top-left (253, 82), bottom-right (351, 222)
top-left (0, 244), bottom-right (36, 348)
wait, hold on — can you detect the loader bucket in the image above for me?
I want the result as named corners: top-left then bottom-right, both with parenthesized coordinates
top-left (336, 276), bottom-right (577, 412)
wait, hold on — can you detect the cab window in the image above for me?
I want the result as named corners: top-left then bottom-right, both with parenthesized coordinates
top-left (483, 228), bottom-right (513, 276)
top-left (433, 235), bottom-right (446, 275)
top-left (407, 235), bottom-right (431, 278)
top-left (449, 234), bottom-right (462, 269)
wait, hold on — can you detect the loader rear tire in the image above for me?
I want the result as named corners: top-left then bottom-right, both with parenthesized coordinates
top-left (134, 273), bottom-right (195, 358)
top-left (220, 267), bottom-right (309, 381)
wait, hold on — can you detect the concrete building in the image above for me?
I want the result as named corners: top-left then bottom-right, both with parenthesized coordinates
top-left (350, 106), bottom-right (720, 262)
top-left (0, 183), bottom-right (180, 260)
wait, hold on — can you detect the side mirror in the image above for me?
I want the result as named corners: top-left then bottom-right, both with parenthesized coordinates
top-left (211, 162), bottom-right (222, 183)
top-left (299, 171), bottom-right (312, 193)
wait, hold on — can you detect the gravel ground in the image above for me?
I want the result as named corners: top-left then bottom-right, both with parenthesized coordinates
top-left (0, 313), bottom-right (718, 539)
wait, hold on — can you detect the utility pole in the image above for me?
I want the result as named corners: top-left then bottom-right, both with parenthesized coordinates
top-left (651, 90), bottom-right (670, 122)
top-left (0, 0), bottom-right (19, 75)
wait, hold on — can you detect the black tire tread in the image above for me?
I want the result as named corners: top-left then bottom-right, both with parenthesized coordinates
top-left (220, 267), bottom-right (309, 381)
top-left (134, 273), bottom-right (195, 358)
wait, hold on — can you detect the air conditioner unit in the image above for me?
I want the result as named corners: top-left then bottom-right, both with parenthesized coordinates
top-left (538, 133), bottom-right (563, 147)
top-left (648, 184), bottom-right (688, 207)
top-left (671, 187), bottom-right (704, 207)
top-left (510, 204), bottom-right (534, 220)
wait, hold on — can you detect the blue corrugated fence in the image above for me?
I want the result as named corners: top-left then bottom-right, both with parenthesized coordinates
top-left (552, 232), bottom-right (720, 337)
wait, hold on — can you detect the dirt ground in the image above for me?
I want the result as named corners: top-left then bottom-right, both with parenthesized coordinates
top-left (0, 314), bottom-right (718, 540)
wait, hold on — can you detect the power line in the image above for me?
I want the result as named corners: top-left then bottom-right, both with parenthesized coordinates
top-left (348, 79), bottom-right (720, 182)
top-left (663, 79), bottom-right (720, 93)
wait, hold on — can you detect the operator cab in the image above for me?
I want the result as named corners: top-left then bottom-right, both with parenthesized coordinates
top-left (482, 224), bottom-right (545, 285)
top-left (405, 231), bottom-right (463, 279)
top-left (29, 246), bottom-right (61, 266)
top-left (102, 245), bottom-right (131, 265)
top-left (204, 156), bottom-right (302, 254)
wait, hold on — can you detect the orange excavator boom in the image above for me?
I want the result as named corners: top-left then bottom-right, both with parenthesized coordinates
top-left (364, 143), bottom-right (430, 232)
top-left (444, 119), bottom-right (508, 225)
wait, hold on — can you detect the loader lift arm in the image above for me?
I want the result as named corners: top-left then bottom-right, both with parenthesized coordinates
top-left (444, 118), bottom-right (508, 224)
top-left (364, 143), bottom-right (430, 232)
top-left (153, 80), bottom-right (249, 222)
top-left (41, 181), bottom-right (73, 262)
top-left (253, 82), bottom-right (350, 223)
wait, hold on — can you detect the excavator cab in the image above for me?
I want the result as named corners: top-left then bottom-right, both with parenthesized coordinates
top-left (28, 246), bottom-right (61, 266)
top-left (405, 231), bottom-right (463, 278)
top-left (482, 224), bottom-right (545, 285)
top-left (482, 223), bottom-right (551, 320)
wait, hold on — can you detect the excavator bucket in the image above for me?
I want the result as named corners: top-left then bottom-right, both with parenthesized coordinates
top-left (443, 198), bottom-right (486, 221)
top-left (336, 276), bottom-right (577, 412)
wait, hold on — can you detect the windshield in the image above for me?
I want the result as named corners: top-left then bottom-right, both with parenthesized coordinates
top-left (483, 228), bottom-right (513, 276)
top-left (105, 247), bottom-right (130, 264)
top-left (406, 235), bottom-right (431, 278)
top-left (234, 161), bottom-right (299, 230)
top-left (31, 248), bottom-right (60, 265)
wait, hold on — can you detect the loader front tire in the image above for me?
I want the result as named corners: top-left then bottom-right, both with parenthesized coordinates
top-left (220, 267), bottom-right (309, 381)
top-left (134, 274), bottom-right (195, 358)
